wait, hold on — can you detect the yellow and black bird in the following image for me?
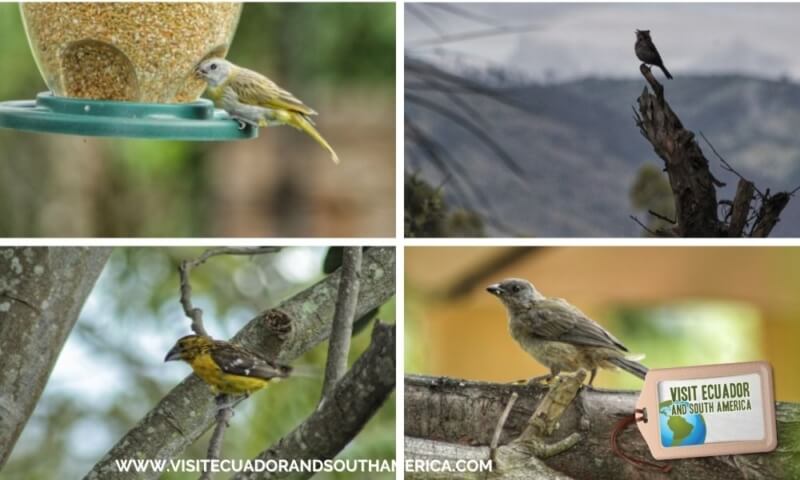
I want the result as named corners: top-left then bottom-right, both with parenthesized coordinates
top-left (164, 334), bottom-right (292, 396)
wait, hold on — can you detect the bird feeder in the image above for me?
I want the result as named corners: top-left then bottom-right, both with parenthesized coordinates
top-left (0, 2), bottom-right (255, 140)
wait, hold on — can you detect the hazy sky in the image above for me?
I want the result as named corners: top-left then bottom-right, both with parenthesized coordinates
top-left (406, 3), bottom-right (800, 82)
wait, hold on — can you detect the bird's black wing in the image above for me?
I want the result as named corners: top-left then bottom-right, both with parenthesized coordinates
top-left (210, 341), bottom-right (292, 380)
top-left (526, 298), bottom-right (628, 351)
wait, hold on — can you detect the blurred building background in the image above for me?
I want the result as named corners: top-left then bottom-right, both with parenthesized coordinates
top-left (406, 247), bottom-right (800, 401)
top-left (4, 247), bottom-right (395, 479)
top-left (0, 3), bottom-right (395, 237)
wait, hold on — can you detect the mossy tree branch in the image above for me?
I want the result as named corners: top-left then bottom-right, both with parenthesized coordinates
top-left (234, 322), bottom-right (396, 480)
top-left (321, 246), bottom-right (362, 400)
top-left (405, 375), bottom-right (800, 479)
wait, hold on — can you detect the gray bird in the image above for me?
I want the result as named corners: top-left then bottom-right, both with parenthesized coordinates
top-left (635, 29), bottom-right (673, 79)
top-left (487, 278), bottom-right (647, 385)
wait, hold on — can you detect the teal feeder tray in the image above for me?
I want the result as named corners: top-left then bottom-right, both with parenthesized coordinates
top-left (0, 93), bottom-right (256, 141)
top-left (8, 3), bottom-right (247, 140)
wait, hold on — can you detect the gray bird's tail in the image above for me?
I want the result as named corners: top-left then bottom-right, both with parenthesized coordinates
top-left (660, 65), bottom-right (673, 80)
top-left (610, 357), bottom-right (648, 379)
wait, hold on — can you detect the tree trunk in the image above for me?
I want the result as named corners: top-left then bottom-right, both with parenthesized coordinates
top-left (633, 65), bottom-right (793, 237)
top-left (634, 66), bottom-right (720, 237)
top-left (405, 375), bottom-right (800, 479)
top-left (0, 247), bottom-right (111, 467)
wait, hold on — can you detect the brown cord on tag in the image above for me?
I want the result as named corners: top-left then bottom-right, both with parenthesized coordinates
top-left (611, 408), bottom-right (672, 473)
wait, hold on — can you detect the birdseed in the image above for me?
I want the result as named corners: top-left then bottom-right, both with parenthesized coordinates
top-left (20, 2), bottom-right (242, 103)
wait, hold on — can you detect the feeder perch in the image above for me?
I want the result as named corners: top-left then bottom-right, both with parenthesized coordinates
top-left (0, 2), bottom-right (255, 141)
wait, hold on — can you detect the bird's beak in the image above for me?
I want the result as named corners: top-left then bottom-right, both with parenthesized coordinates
top-left (486, 284), bottom-right (504, 296)
top-left (164, 345), bottom-right (181, 362)
top-left (193, 66), bottom-right (204, 79)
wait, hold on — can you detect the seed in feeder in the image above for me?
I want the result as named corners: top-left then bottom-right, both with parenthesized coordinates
top-left (21, 3), bottom-right (242, 102)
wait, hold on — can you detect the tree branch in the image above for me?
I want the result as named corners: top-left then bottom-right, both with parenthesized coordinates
top-left (321, 247), bottom-right (362, 400)
top-left (85, 247), bottom-right (395, 480)
top-left (634, 70), bottom-right (721, 237)
top-left (490, 392), bottom-right (518, 463)
top-left (700, 132), bottom-right (761, 198)
top-left (233, 321), bottom-right (396, 480)
top-left (751, 191), bottom-right (791, 238)
top-left (646, 209), bottom-right (676, 225)
top-left (629, 215), bottom-right (669, 237)
top-left (177, 246), bottom-right (283, 480)
top-left (0, 247), bottom-right (111, 469)
top-left (729, 179), bottom-right (756, 237)
top-left (179, 247), bottom-right (282, 337)
top-left (199, 396), bottom-right (236, 480)
top-left (405, 375), bottom-right (800, 479)
top-left (634, 69), bottom-right (795, 237)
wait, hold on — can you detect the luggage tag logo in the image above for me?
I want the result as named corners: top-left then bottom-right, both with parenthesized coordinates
top-left (635, 361), bottom-right (777, 460)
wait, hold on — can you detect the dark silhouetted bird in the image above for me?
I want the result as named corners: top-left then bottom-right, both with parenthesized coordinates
top-left (635, 30), bottom-right (673, 79)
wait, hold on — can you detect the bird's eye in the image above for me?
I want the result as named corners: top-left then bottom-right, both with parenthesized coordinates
top-left (210, 64), bottom-right (217, 70)
top-left (511, 285), bottom-right (520, 293)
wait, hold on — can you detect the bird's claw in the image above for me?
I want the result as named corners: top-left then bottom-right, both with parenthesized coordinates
top-left (214, 394), bottom-right (238, 412)
top-left (527, 374), bottom-right (555, 385)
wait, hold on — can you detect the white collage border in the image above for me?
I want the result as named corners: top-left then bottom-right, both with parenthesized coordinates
top-left (2, 1), bottom-right (800, 479)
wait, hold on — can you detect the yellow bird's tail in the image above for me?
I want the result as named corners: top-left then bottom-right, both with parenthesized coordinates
top-left (287, 113), bottom-right (339, 164)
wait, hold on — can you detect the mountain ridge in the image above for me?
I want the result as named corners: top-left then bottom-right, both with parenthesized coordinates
top-left (406, 68), bottom-right (800, 236)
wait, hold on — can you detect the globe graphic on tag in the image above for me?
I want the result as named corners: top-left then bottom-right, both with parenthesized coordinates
top-left (658, 400), bottom-right (707, 447)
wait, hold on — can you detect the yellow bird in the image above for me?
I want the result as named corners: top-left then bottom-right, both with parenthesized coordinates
top-left (164, 334), bottom-right (291, 396)
top-left (195, 58), bottom-right (339, 164)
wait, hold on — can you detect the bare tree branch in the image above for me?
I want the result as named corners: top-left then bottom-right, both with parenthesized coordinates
top-left (406, 59), bottom-right (539, 116)
top-left (406, 4), bottom-right (444, 36)
top-left (321, 247), bottom-right (362, 400)
top-left (700, 132), bottom-right (762, 198)
top-left (751, 191), bottom-right (791, 238)
top-left (427, 4), bottom-right (503, 27)
top-left (629, 215), bottom-right (668, 237)
top-left (408, 24), bottom-right (541, 49)
top-left (487, 372), bottom-right (587, 479)
top-left (405, 123), bottom-right (526, 237)
top-left (0, 247), bottom-right (111, 468)
top-left (179, 247), bottom-right (282, 337)
top-left (634, 67), bottom-right (721, 236)
top-left (405, 57), bottom-right (548, 237)
top-left (234, 321), bottom-right (396, 480)
top-left (646, 209), bottom-right (676, 225)
top-left (634, 66), bottom-right (796, 237)
top-left (405, 375), bottom-right (800, 479)
top-left (199, 396), bottom-right (237, 480)
top-left (406, 93), bottom-right (527, 178)
top-left (490, 392), bottom-right (518, 463)
top-left (729, 179), bottom-right (756, 237)
top-left (176, 246), bottom-right (284, 480)
top-left (85, 247), bottom-right (395, 480)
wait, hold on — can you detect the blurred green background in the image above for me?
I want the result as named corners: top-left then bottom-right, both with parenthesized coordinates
top-left (3, 247), bottom-right (396, 479)
top-left (406, 247), bottom-right (800, 401)
top-left (0, 3), bottom-right (395, 237)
